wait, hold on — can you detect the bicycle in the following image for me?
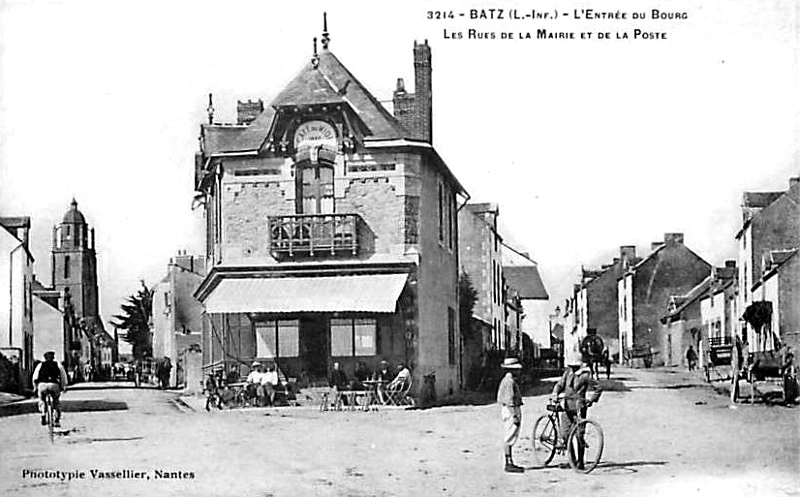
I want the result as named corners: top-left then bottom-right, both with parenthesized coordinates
top-left (42, 391), bottom-right (56, 444)
top-left (531, 397), bottom-right (604, 473)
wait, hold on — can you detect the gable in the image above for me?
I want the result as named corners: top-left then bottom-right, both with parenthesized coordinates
top-left (208, 49), bottom-right (410, 156)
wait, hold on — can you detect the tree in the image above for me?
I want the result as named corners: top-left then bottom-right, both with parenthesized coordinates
top-left (112, 281), bottom-right (153, 360)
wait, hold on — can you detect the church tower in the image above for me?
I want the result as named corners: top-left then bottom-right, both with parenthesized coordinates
top-left (51, 199), bottom-right (99, 319)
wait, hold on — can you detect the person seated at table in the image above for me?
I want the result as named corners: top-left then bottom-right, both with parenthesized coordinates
top-left (387, 363), bottom-right (411, 391)
top-left (218, 381), bottom-right (236, 407)
top-left (373, 360), bottom-right (393, 403)
top-left (246, 361), bottom-right (265, 407)
top-left (329, 362), bottom-right (349, 405)
top-left (226, 366), bottom-right (240, 385)
top-left (350, 361), bottom-right (369, 391)
top-left (262, 363), bottom-right (280, 407)
top-left (373, 360), bottom-right (392, 382)
top-left (378, 363), bottom-right (411, 404)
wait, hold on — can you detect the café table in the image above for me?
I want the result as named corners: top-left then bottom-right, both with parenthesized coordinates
top-left (361, 380), bottom-right (387, 410)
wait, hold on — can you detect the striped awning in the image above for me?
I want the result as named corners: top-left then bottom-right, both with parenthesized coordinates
top-left (204, 273), bottom-right (408, 314)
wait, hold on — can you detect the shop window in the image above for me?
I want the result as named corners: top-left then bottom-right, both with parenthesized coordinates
top-left (354, 319), bottom-right (376, 356)
top-left (330, 319), bottom-right (353, 356)
top-left (331, 318), bottom-right (377, 357)
top-left (255, 319), bottom-right (299, 358)
top-left (278, 321), bottom-right (300, 357)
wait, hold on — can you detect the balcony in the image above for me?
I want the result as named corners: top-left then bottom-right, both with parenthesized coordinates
top-left (708, 336), bottom-right (732, 348)
top-left (268, 213), bottom-right (359, 259)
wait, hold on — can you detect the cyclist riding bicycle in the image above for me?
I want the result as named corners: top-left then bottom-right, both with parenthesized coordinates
top-left (31, 351), bottom-right (69, 427)
top-left (551, 357), bottom-right (602, 451)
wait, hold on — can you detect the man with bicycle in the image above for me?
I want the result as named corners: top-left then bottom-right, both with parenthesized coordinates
top-left (551, 356), bottom-right (602, 463)
top-left (31, 351), bottom-right (69, 427)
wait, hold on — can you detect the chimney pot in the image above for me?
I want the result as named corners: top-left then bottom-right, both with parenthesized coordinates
top-left (725, 260), bottom-right (737, 268)
top-left (237, 99), bottom-right (264, 125)
top-left (664, 233), bottom-right (684, 245)
top-left (619, 245), bottom-right (637, 261)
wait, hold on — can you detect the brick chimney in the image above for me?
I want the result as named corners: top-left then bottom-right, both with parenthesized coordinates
top-left (392, 78), bottom-right (416, 134)
top-left (236, 99), bottom-right (264, 125)
top-left (664, 233), bottom-right (684, 245)
top-left (413, 40), bottom-right (432, 143)
top-left (725, 260), bottom-right (736, 268)
top-left (172, 252), bottom-right (207, 276)
top-left (619, 245), bottom-right (636, 263)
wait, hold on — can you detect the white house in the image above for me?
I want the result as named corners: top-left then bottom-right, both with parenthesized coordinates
top-left (0, 217), bottom-right (35, 388)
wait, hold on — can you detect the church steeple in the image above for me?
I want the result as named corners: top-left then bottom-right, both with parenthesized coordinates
top-left (52, 199), bottom-right (99, 319)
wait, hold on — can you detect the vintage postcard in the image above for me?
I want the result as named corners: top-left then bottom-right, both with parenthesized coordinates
top-left (0, 1), bottom-right (797, 496)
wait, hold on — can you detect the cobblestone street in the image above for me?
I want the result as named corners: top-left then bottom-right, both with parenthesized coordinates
top-left (1, 367), bottom-right (797, 497)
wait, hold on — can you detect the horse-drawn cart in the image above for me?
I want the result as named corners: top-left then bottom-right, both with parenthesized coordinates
top-left (741, 349), bottom-right (797, 405)
top-left (732, 301), bottom-right (798, 404)
top-left (703, 336), bottom-right (733, 382)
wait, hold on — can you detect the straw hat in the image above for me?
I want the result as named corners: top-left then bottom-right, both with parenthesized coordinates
top-left (501, 357), bottom-right (522, 369)
top-left (251, 361), bottom-right (261, 367)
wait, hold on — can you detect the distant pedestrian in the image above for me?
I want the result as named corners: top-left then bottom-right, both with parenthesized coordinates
top-left (686, 346), bottom-right (698, 371)
top-left (159, 357), bottom-right (172, 389)
top-left (83, 362), bottom-right (94, 382)
top-left (603, 348), bottom-right (611, 380)
top-left (497, 357), bottom-right (524, 473)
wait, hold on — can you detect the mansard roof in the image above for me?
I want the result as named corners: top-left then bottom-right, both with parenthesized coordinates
top-left (203, 48), bottom-right (411, 155)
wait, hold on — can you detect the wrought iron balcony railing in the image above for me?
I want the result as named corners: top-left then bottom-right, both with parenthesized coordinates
top-left (268, 213), bottom-right (359, 258)
top-left (708, 335), bottom-right (732, 348)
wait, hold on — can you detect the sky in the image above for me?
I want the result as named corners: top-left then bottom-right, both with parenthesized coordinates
top-left (0, 0), bottom-right (797, 332)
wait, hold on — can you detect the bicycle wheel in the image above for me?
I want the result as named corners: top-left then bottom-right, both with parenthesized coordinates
top-left (567, 419), bottom-right (603, 473)
top-left (531, 414), bottom-right (558, 465)
top-left (46, 395), bottom-right (55, 444)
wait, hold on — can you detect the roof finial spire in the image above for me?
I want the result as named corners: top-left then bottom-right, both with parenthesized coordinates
top-left (311, 37), bottom-right (319, 68)
top-left (321, 12), bottom-right (330, 49)
top-left (206, 93), bottom-right (215, 124)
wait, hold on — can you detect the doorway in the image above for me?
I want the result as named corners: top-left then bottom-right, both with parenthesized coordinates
top-left (300, 315), bottom-right (328, 383)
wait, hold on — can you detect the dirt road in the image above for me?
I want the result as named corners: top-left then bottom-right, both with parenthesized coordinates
top-left (1, 368), bottom-right (797, 496)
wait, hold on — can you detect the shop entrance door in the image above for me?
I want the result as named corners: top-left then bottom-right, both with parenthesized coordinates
top-left (301, 315), bottom-right (328, 383)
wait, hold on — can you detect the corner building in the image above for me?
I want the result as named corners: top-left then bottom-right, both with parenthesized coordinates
top-left (194, 31), bottom-right (466, 395)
